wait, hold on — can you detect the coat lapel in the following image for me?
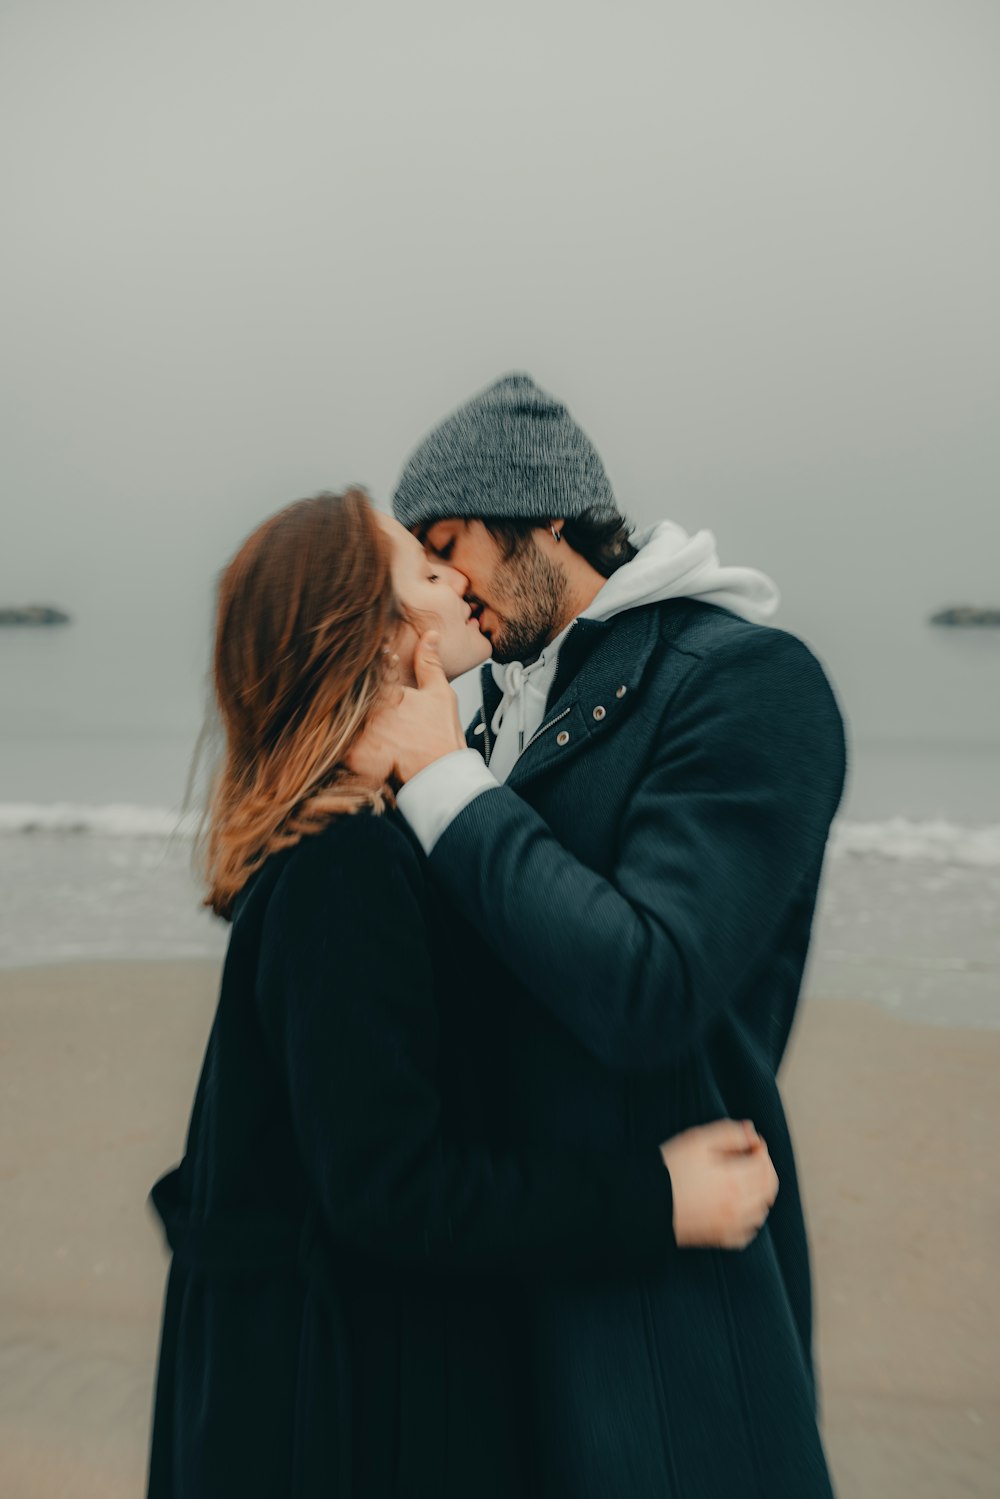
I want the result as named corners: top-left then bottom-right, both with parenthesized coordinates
top-left (465, 665), bottom-right (503, 762)
top-left (505, 606), bottom-right (662, 792)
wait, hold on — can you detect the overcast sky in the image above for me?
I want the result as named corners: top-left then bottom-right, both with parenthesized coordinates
top-left (2, 0), bottom-right (998, 752)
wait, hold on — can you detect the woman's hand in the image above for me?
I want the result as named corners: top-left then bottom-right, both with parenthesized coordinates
top-left (659, 1119), bottom-right (778, 1250)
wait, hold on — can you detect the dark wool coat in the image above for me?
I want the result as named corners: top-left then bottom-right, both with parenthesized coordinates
top-left (427, 597), bottom-right (847, 1499)
top-left (145, 811), bottom-right (682, 1499)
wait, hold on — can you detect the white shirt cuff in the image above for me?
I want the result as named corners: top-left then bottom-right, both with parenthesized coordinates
top-left (395, 749), bottom-right (500, 854)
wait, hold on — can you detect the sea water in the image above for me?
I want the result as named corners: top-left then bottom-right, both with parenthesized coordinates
top-left (1, 797), bottom-right (998, 1031)
top-left (2, 669), bottom-right (998, 1023)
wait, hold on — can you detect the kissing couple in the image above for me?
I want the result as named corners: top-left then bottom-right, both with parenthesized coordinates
top-left (147, 373), bottom-right (845, 1498)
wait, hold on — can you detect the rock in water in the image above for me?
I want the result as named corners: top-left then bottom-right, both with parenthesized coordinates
top-left (929, 605), bottom-right (1000, 628)
top-left (0, 605), bottom-right (72, 626)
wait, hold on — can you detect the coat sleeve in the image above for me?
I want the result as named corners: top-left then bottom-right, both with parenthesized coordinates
top-left (255, 815), bottom-right (676, 1277)
top-left (428, 631), bottom-right (847, 1072)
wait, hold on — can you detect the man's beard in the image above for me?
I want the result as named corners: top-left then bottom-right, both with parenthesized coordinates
top-left (484, 542), bottom-right (570, 665)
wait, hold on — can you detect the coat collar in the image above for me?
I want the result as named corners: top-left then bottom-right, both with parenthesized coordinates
top-left (474, 603), bottom-right (666, 790)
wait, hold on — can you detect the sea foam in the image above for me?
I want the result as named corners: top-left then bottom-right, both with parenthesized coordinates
top-left (1, 803), bottom-right (999, 866)
top-left (0, 803), bottom-right (192, 837)
top-left (829, 817), bottom-right (1000, 866)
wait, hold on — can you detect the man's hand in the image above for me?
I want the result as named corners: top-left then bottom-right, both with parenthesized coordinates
top-left (659, 1119), bottom-right (779, 1250)
top-left (347, 632), bottom-right (468, 787)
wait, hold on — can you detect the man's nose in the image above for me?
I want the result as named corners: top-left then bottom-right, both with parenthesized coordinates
top-left (443, 564), bottom-right (471, 594)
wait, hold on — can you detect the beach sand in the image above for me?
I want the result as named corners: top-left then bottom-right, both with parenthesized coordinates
top-left (1, 959), bottom-right (997, 1498)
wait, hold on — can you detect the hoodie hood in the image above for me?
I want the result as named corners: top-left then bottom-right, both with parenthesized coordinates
top-left (579, 519), bottom-right (780, 625)
top-left (484, 519), bottom-right (780, 782)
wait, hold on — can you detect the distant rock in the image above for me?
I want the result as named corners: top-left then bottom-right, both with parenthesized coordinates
top-left (930, 605), bottom-right (1000, 628)
top-left (0, 605), bottom-right (71, 626)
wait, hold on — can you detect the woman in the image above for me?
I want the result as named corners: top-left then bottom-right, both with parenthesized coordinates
top-left (146, 489), bottom-right (777, 1499)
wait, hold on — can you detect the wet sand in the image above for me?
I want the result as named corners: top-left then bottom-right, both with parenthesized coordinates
top-left (1, 959), bottom-right (997, 1498)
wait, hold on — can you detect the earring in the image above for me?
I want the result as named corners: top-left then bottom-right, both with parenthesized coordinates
top-left (550, 525), bottom-right (563, 543)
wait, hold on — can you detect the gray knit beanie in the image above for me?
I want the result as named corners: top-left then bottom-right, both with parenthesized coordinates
top-left (392, 373), bottom-right (618, 531)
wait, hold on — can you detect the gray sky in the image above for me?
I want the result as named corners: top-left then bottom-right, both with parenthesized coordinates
top-left (2, 0), bottom-right (998, 754)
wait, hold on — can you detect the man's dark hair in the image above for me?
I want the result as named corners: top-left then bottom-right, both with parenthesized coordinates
top-left (481, 509), bottom-right (637, 579)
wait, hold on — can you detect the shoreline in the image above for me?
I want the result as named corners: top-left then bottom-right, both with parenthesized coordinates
top-left (2, 960), bottom-right (998, 1497)
top-left (3, 832), bottom-right (998, 1032)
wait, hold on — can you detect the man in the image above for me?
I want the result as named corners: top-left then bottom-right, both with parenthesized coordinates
top-left (377, 373), bottom-right (846, 1497)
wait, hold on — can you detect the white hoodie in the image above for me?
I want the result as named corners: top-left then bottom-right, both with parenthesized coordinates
top-left (485, 520), bottom-right (780, 783)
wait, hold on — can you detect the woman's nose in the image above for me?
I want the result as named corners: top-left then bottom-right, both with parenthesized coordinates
top-left (443, 564), bottom-right (470, 594)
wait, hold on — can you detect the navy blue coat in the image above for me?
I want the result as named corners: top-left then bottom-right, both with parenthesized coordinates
top-left (146, 812), bottom-right (682, 1499)
top-left (427, 597), bottom-right (847, 1499)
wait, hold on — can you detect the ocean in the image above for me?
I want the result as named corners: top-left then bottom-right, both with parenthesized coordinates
top-left (1, 743), bottom-right (998, 1031)
top-left (3, 638), bottom-right (998, 1025)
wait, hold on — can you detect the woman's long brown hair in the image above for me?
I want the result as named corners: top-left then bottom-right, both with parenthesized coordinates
top-left (201, 488), bottom-right (397, 918)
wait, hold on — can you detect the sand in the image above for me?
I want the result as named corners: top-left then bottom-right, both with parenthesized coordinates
top-left (1, 959), bottom-right (997, 1498)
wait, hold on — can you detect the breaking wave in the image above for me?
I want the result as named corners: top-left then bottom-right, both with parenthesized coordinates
top-left (2, 804), bottom-right (999, 865)
top-left (0, 803), bottom-right (192, 837)
top-left (828, 817), bottom-right (1000, 866)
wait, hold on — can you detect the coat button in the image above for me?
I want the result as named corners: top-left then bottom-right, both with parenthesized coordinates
top-left (473, 722), bottom-right (486, 735)
top-left (592, 706), bottom-right (606, 721)
top-left (616, 685), bottom-right (627, 699)
top-left (556, 730), bottom-right (570, 746)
